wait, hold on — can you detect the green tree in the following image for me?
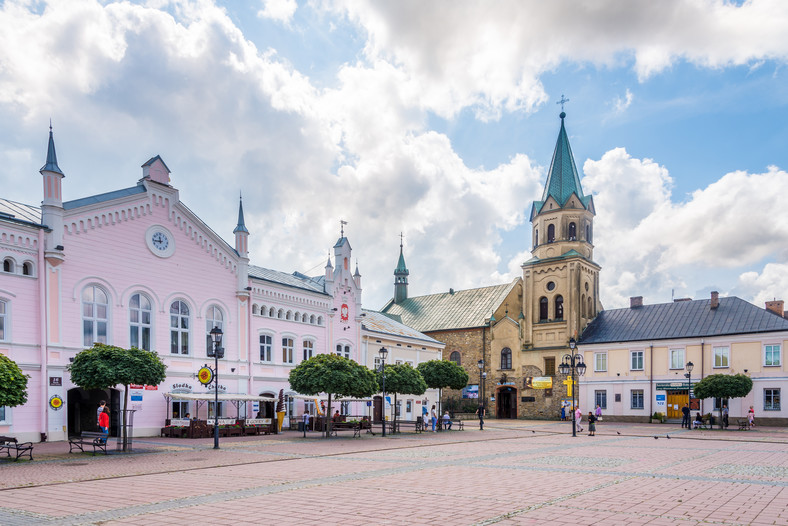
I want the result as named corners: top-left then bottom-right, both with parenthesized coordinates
top-left (692, 373), bottom-right (753, 427)
top-left (377, 362), bottom-right (427, 431)
top-left (288, 354), bottom-right (378, 437)
top-left (0, 355), bottom-right (29, 408)
top-left (68, 343), bottom-right (167, 449)
top-left (417, 359), bottom-right (469, 416)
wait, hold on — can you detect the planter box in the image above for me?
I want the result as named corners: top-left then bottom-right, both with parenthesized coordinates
top-left (651, 419), bottom-right (663, 424)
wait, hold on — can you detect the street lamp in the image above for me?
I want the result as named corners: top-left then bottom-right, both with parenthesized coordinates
top-left (379, 347), bottom-right (388, 437)
top-left (684, 361), bottom-right (694, 413)
top-left (477, 359), bottom-right (484, 406)
top-left (208, 326), bottom-right (224, 449)
top-left (558, 337), bottom-right (586, 437)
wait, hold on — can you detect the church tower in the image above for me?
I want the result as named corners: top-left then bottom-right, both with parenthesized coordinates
top-left (393, 235), bottom-right (409, 304)
top-left (522, 111), bottom-right (600, 352)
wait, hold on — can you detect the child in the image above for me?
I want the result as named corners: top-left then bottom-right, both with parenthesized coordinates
top-left (587, 411), bottom-right (596, 436)
top-left (748, 406), bottom-right (755, 428)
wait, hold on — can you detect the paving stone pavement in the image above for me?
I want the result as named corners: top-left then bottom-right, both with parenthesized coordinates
top-left (1, 420), bottom-right (788, 525)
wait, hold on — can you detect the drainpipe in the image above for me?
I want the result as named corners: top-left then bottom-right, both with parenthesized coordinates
top-left (700, 339), bottom-right (704, 414)
top-left (649, 343), bottom-right (653, 418)
top-left (38, 228), bottom-right (48, 442)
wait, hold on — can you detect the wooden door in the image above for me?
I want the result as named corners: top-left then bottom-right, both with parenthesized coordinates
top-left (666, 392), bottom-right (687, 419)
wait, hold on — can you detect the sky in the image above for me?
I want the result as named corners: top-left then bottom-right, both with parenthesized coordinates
top-left (2, 0), bottom-right (788, 313)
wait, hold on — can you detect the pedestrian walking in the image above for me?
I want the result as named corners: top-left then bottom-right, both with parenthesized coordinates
top-left (587, 411), bottom-right (596, 436)
top-left (476, 404), bottom-right (485, 430)
top-left (430, 405), bottom-right (437, 432)
top-left (748, 405), bottom-right (755, 428)
top-left (560, 404), bottom-right (566, 421)
top-left (97, 400), bottom-right (106, 427)
top-left (681, 404), bottom-right (690, 429)
top-left (575, 406), bottom-right (583, 433)
top-left (722, 405), bottom-right (729, 429)
top-left (595, 404), bottom-right (602, 420)
top-left (98, 408), bottom-right (109, 443)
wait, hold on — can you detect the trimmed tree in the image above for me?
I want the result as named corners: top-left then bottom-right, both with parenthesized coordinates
top-left (377, 362), bottom-right (427, 432)
top-left (288, 354), bottom-right (378, 438)
top-left (692, 373), bottom-right (753, 427)
top-left (0, 355), bottom-right (29, 409)
top-left (417, 359), bottom-right (469, 417)
top-left (68, 343), bottom-right (167, 450)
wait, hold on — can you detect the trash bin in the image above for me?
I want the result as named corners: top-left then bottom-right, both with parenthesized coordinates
top-left (298, 422), bottom-right (304, 432)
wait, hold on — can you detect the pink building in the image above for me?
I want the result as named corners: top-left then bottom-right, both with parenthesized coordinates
top-left (0, 129), bottom-right (440, 442)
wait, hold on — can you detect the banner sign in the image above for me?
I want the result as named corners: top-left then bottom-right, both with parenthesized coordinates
top-left (461, 385), bottom-right (479, 399)
top-left (524, 377), bottom-right (553, 389)
top-left (656, 382), bottom-right (693, 390)
top-left (245, 418), bottom-right (272, 425)
top-left (170, 419), bottom-right (190, 426)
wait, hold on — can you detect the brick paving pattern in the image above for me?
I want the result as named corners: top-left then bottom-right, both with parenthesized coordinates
top-left (1, 420), bottom-right (788, 525)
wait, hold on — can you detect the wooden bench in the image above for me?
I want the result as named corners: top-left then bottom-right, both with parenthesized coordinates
top-left (69, 431), bottom-right (110, 455)
top-left (738, 419), bottom-right (750, 430)
top-left (0, 436), bottom-right (33, 461)
top-left (330, 421), bottom-right (363, 438)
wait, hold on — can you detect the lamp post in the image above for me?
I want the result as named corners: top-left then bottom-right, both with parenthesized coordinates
top-left (477, 359), bottom-right (484, 406)
top-left (558, 337), bottom-right (586, 437)
top-left (379, 347), bottom-right (388, 437)
top-left (684, 361), bottom-right (694, 413)
top-left (208, 326), bottom-right (224, 449)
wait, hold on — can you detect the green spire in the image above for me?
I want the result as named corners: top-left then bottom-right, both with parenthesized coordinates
top-left (394, 234), bottom-right (409, 304)
top-left (541, 112), bottom-right (583, 206)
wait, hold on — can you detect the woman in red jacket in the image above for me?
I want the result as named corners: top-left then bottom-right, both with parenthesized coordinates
top-left (99, 408), bottom-right (109, 441)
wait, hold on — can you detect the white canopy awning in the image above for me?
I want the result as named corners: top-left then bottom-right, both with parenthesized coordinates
top-left (290, 394), bottom-right (374, 402)
top-left (163, 393), bottom-right (275, 402)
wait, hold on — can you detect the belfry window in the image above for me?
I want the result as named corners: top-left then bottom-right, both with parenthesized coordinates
top-left (539, 297), bottom-right (548, 321)
top-left (568, 223), bottom-right (576, 240)
top-left (547, 224), bottom-right (555, 243)
top-left (534, 229), bottom-right (538, 246)
top-left (555, 295), bottom-right (564, 320)
top-left (586, 224), bottom-right (592, 243)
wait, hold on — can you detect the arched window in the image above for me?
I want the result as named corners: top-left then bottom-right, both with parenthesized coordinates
top-left (206, 305), bottom-right (223, 355)
top-left (302, 313), bottom-right (308, 323)
top-left (317, 316), bottom-right (323, 326)
top-left (286, 310), bottom-right (292, 321)
top-left (588, 296), bottom-right (593, 318)
top-left (336, 344), bottom-right (350, 359)
top-left (129, 293), bottom-right (152, 351)
top-left (539, 297), bottom-right (548, 321)
top-left (310, 315), bottom-right (316, 324)
top-left (547, 224), bottom-right (555, 243)
top-left (534, 229), bottom-right (538, 247)
top-left (277, 309), bottom-right (284, 319)
top-left (170, 300), bottom-right (190, 354)
top-left (269, 307), bottom-right (276, 317)
top-left (282, 337), bottom-right (294, 363)
top-left (0, 299), bottom-right (7, 341)
top-left (303, 340), bottom-right (314, 361)
top-left (581, 294), bottom-right (586, 318)
top-left (3, 259), bottom-right (14, 273)
top-left (252, 304), bottom-right (259, 315)
top-left (555, 295), bottom-right (564, 320)
top-left (500, 348), bottom-right (512, 370)
top-left (82, 286), bottom-right (108, 346)
top-left (22, 262), bottom-right (33, 276)
top-left (568, 223), bottom-right (576, 240)
top-left (586, 224), bottom-right (592, 243)
top-left (449, 351), bottom-right (461, 365)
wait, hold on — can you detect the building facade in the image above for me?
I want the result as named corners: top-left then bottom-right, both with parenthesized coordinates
top-left (0, 129), bottom-right (441, 442)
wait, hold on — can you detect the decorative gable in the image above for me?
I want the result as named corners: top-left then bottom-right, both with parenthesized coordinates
top-left (141, 156), bottom-right (171, 185)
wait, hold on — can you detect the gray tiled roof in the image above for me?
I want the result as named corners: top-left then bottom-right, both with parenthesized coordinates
top-left (0, 198), bottom-right (42, 225)
top-left (248, 266), bottom-right (328, 295)
top-left (381, 279), bottom-right (519, 332)
top-left (580, 296), bottom-right (788, 345)
top-left (63, 185), bottom-right (146, 210)
top-left (362, 310), bottom-right (443, 345)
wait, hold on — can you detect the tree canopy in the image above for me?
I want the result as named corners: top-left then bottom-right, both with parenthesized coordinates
top-left (69, 343), bottom-right (168, 390)
top-left (417, 360), bottom-right (469, 391)
top-left (0, 355), bottom-right (29, 408)
top-left (378, 363), bottom-right (427, 397)
top-left (692, 374), bottom-right (753, 401)
top-left (289, 354), bottom-right (378, 399)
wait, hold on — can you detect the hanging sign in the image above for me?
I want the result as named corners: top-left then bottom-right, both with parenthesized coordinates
top-left (197, 366), bottom-right (214, 385)
top-left (49, 395), bottom-right (64, 410)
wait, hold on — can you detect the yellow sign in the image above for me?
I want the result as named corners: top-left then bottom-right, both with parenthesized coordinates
top-left (524, 377), bottom-right (553, 389)
top-left (49, 395), bottom-right (63, 410)
top-left (197, 366), bottom-right (214, 385)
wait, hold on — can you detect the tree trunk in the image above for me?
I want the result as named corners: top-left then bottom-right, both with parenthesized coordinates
top-left (122, 384), bottom-right (129, 451)
top-left (438, 387), bottom-right (442, 418)
top-left (326, 393), bottom-right (332, 438)
top-left (393, 393), bottom-right (398, 433)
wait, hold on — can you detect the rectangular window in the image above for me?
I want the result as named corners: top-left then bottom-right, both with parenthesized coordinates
top-left (764, 389), bottom-right (781, 411)
top-left (406, 360), bottom-right (414, 367)
top-left (0, 406), bottom-right (6, 422)
top-left (765, 345), bottom-right (781, 367)
top-left (304, 400), bottom-right (315, 415)
top-left (282, 338), bottom-right (294, 364)
top-left (544, 357), bottom-right (555, 376)
top-left (631, 390), bottom-right (644, 409)
top-left (669, 349), bottom-right (684, 370)
top-left (373, 357), bottom-right (382, 371)
top-left (630, 350), bottom-right (644, 371)
top-left (259, 334), bottom-right (272, 362)
top-left (303, 340), bottom-right (314, 361)
top-left (0, 300), bottom-right (6, 341)
top-left (172, 401), bottom-right (189, 419)
top-left (395, 359), bottom-right (403, 365)
top-left (594, 352), bottom-right (607, 372)
top-left (714, 397), bottom-right (729, 411)
top-left (713, 346), bottom-right (729, 368)
top-left (595, 390), bottom-right (607, 410)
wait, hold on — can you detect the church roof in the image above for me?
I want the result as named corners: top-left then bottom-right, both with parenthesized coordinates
top-left (580, 296), bottom-right (788, 345)
top-left (0, 198), bottom-right (42, 226)
top-left (362, 310), bottom-right (443, 345)
top-left (248, 266), bottom-right (329, 295)
top-left (381, 278), bottom-right (520, 332)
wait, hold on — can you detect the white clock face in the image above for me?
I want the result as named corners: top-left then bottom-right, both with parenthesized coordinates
top-left (152, 232), bottom-right (169, 251)
top-left (145, 226), bottom-right (175, 258)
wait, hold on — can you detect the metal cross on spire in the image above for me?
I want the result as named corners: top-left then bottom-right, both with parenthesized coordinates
top-left (557, 94), bottom-right (570, 112)
top-left (340, 219), bottom-right (347, 237)
top-left (399, 232), bottom-right (404, 248)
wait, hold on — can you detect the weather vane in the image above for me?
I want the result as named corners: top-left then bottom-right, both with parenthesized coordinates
top-left (400, 232), bottom-right (404, 248)
top-left (340, 219), bottom-right (347, 238)
top-left (557, 94), bottom-right (570, 112)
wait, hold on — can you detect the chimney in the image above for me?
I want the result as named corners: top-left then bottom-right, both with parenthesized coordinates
top-left (630, 296), bottom-right (643, 308)
top-left (710, 291), bottom-right (719, 310)
top-left (766, 300), bottom-right (784, 317)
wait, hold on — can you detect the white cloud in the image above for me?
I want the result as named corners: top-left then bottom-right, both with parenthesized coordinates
top-left (257, 0), bottom-right (297, 25)
top-left (613, 89), bottom-right (633, 113)
top-left (735, 264), bottom-right (788, 309)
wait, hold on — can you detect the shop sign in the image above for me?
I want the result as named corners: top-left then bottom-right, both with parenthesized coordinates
top-left (130, 384), bottom-right (144, 390)
top-left (524, 377), bottom-right (553, 389)
top-left (131, 394), bottom-right (143, 402)
top-left (172, 383), bottom-right (193, 393)
top-left (656, 382), bottom-right (692, 390)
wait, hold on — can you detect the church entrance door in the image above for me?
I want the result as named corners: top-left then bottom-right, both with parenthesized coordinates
top-left (497, 387), bottom-right (517, 419)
